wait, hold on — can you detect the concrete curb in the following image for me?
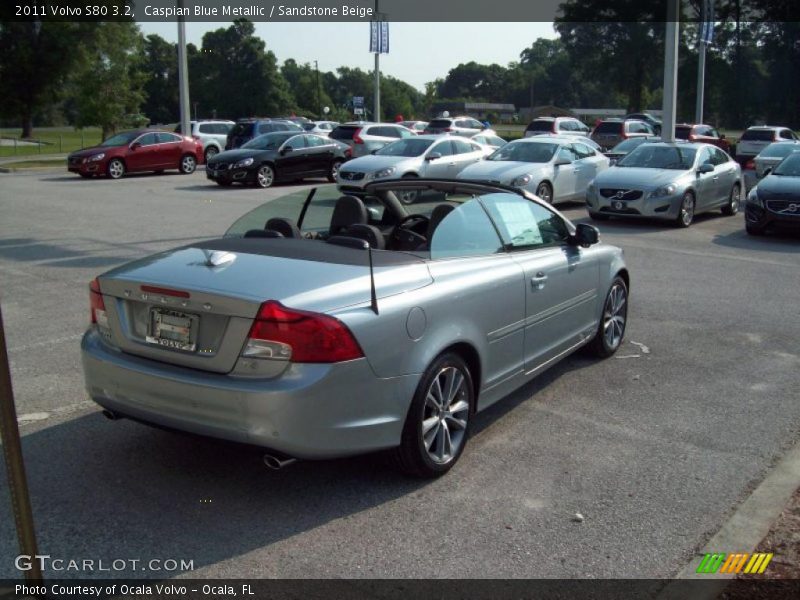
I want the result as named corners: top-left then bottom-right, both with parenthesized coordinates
top-left (658, 439), bottom-right (800, 599)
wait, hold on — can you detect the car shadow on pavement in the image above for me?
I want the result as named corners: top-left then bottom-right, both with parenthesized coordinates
top-left (0, 412), bottom-right (429, 579)
top-left (174, 180), bottom-right (325, 193)
top-left (712, 228), bottom-right (800, 253)
top-left (0, 352), bottom-right (598, 580)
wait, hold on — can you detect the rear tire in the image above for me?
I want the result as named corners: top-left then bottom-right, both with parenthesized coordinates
top-left (328, 159), bottom-right (343, 183)
top-left (722, 183), bottom-right (740, 216)
top-left (204, 146), bottom-right (219, 163)
top-left (391, 353), bottom-right (473, 478)
top-left (179, 154), bottom-right (196, 174)
top-left (586, 276), bottom-right (628, 358)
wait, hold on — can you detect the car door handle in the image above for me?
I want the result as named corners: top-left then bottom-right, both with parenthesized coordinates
top-left (530, 272), bottom-right (548, 290)
top-left (712, 175), bottom-right (719, 180)
top-left (448, 162), bottom-right (456, 166)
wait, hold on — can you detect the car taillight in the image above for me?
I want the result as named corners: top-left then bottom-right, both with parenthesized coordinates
top-left (243, 300), bottom-right (363, 363)
top-left (353, 129), bottom-right (364, 144)
top-left (443, 128), bottom-right (453, 133)
top-left (89, 278), bottom-right (107, 327)
top-left (344, 147), bottom-right (352, 158)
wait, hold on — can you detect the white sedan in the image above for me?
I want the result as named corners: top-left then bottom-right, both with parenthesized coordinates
top-left (457, 136), bottom-right (609, 204)
top-left (337, 135), bottom-right (485, 202)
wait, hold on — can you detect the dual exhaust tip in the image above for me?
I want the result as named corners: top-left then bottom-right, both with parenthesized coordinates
top-left (102, 409), bottom-right (297, 470)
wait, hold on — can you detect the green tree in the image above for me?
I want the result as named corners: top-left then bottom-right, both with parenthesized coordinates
top-left (192, 19), bottom-right (292, 119)
top-left (282, 59), bottom-right (332, 117)
top-left (0, 21), bottom-right (93, 137)
top-left (139, 34), bottom-right (179, 124)
top-left (69, 22), bottom-right (146, 139)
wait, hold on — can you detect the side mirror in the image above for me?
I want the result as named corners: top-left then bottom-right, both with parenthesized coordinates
top-left (555, 158), bottom-right (572, 166)
top-left (572, 223), bottom-right (600, 247)
top-left (698, 162), bottom-right (714, 174)
top-left (130, 142), bottom-right (141, 151)
top-left (425, 152), bottom-right (442, 161)
top-left (762, 167), bottom-right (772, 177)
top-left (280, 146), bottom-right (293, 155)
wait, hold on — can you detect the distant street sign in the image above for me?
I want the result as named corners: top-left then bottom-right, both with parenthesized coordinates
top-left (353, 96), bottom-right (364, 108)
top-left (354, 108), bottom-right (364, 115)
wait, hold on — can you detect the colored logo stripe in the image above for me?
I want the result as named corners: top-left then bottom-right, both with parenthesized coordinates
top-left (696, 552), bottom-right (773, 574)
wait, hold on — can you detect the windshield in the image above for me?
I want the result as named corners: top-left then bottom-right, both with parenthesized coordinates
top-left (610, 137), bottom-right (654, 153)
top-left (772, 153), bottom-right (800, 176)
top-left (617, 145), bottom-right (697, 169)
top-left (760, 143), bottom-right (800, 159)
top-left (241, 133), bottom-right (295, 150)
top-left (100, 132), bottom-right (140, 147)
top-left (526, 120), bottom-right (554, 133)
top-left (489, 141), bottom-right (557, 163)
top-left (376, 138), bottom-right (434, 157)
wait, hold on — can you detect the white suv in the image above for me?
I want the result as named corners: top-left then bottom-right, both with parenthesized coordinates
top-left (175, 120), bottom-right (235, 162)
top-left (525, 117), bottom-right (591, 138)
top-left (736, 126), bottom-right (798, 166)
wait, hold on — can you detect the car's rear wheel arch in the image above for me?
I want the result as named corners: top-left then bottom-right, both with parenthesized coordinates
top-left (438, 342), bottom-right (481, 412)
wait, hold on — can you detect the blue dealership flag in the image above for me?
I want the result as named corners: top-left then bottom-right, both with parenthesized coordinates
top-left (369, 21), bottom-right (378, 52)
top-left (369, 20), bottom-right (389, 54)
top-left (380, 22), bottom-right (389, 53)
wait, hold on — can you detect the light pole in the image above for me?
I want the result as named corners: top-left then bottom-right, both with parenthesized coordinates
top-left (314, 60), bottom-right (321, 118)
top-left (177, 2), bottom-right (191, 137)
top-left (373, 0), bottom-right (381, 122)
top-left (662, 0), bottom-right (680, 142)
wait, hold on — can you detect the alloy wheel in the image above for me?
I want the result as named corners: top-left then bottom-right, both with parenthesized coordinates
top-left (181, 155), bottom-right (196, 174)
top-left (603, 282), bottom-right (627, 350)
top-left (257, 165), bottom-right (274, 188)
top-left (421, 366), bottom-right (470, 465)
top-left (679, 193), bottom-right (695, 227)
top-left (107, 159), bottom-right (124, 179)
top-left (536, 182), bottom-right (552, 203)
top-left (205, 147), bottom-right (218, 162)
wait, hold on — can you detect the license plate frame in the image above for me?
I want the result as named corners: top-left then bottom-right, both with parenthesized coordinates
top-left (145, 308), bottom-right (199, 352)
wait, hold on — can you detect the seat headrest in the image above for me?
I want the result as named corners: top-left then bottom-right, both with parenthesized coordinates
top-left (330, 195), bottom-right (368, 236)
top-left (346, 223), bottom-right (385, 250)
top-left (266, 217), bottom-right (302, 239)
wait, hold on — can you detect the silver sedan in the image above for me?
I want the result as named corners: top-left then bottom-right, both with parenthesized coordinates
top-left (586, 142), bottom-right (743, 227)
top-left (457, 136), bottom-right (609, 204)
top-left (753, 141), bottom-right (800, 179)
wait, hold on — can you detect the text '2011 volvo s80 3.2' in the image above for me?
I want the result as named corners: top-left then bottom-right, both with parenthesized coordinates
top-left (81, 180), bottom-right (630, 477)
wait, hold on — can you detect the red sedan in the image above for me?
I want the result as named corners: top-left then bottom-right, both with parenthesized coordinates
top-left (67, 129), bottom-right (204, 179)
top-left (675, 123), bottom-right (731, 153)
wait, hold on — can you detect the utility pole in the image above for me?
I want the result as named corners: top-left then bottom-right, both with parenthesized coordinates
top-left (373, 1), bottom-right (381, 122)
top-left (662, 0), bottom-right (680, 142)
top-left (315, 60), bottom-right (321, 118)
top-left (177, 2), bottom-right (191, 136)
top-left (0, 303), bottom-right (42, 583)
top-left (695, 0), bottom-right (714, 124)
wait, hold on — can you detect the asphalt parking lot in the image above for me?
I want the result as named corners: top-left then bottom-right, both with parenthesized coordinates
top-left (0, 169), bottom-right (798, 580)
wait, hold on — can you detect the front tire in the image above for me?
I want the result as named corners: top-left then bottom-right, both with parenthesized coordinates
top-left (179, 154), bottom-right (196, 174)
top-left (256, 164), bottom-right (275, 188)
top-left (674, 191), bottom-right (695, 228)
top-left (392, 353), bottom-right (473, 478)
top-left (586, 276), bottom-right (628, 358)
top-left (398, 173), bottom-right (419, 205)
top-left (106, 158), bottom-right (125, 179)
top-left (535, 181), bottom-right (553, 204)
top-left (328, 159), bottom-right (343, 183)
top-left (722, 183), bottom-right (740, 216)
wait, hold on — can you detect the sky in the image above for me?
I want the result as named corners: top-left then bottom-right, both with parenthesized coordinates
top-left (138, 22), bottom-right (557, 91)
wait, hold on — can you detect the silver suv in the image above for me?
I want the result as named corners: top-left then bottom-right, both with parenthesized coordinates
top-left (175, 120), bottom-right (234, 162)
top-left (736, 126), bottom-right (798, 166)
top-left (524, 116), bottom-right (590, 138)
top-left (423, 116), bottom-right (488, 137)
top-left (329, 122), bottom-right (416, 158)
top-left (591, 119), bottom-right (654, 150)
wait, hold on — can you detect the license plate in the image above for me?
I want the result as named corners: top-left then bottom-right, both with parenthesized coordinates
top-left (146, 308), bottom-right (198, 352)
top-left (613, 201), bottom-right (625, 210)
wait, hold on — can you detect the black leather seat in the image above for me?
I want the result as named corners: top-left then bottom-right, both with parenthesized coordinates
top-left (266, 217), bottom-right (302, 238)
top-left (329, 195), bottom-right (368, 237)
top-left (345, 224), bottom-right (385, 249)
top-left (244, 229), bottom-right (283, 238)
top-left (427, 203), bottom-right (456, 239)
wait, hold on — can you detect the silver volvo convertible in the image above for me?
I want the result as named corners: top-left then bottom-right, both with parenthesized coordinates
top-left (81, 180), bottom-right (629, 477)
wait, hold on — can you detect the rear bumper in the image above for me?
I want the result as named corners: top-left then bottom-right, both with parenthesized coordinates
top-left (81, 330), bottom-right (418, 459)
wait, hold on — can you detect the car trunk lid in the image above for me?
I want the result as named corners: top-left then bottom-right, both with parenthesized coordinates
top-left (96, 241), bottom-right (432, 373)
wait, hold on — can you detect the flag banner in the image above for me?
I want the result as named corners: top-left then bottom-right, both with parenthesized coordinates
top-left (380, 21), bottom-right (390, 53)
top-left (369, 21), bottom-right (379, 52)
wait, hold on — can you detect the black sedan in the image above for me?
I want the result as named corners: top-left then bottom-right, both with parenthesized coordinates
top-left (745, 152), bottom-right (800, 236)
top-left (206, 132), bottom-right (350, 188)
